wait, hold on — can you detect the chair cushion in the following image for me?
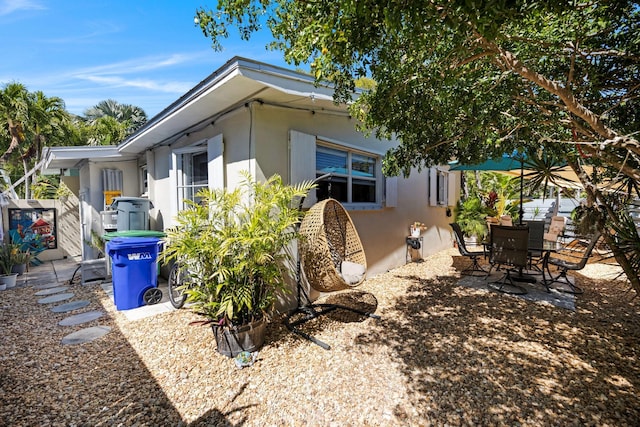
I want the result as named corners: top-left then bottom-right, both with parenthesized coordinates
top-left (341, 261), bottom-right (366, 285)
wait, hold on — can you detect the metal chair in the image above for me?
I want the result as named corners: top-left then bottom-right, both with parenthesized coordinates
top-left (450, 223), bottom-right (487, 276)
top-left (485, 224), bottom-right (529, 295)
top-left (543, 232), bottom-right (601, 294)
top-left (524, 220), bottom-right (545, 272)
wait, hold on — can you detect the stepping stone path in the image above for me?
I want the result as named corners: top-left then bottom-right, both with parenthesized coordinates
top-left (29, 271), bottom-right (112, 344)
top-left (38, 293), bottom-right (75, 304)
top-left (34, 286), bottom-right (69, 296)
top-left (58, 310), bottom-right (104, 326)
top-left (51, 300), bottom-right (90, 313)
top-left (61, 326), bottom-right (111, 345)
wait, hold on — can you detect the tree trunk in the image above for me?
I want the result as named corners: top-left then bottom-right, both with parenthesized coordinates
top-left (22, 158), bottom-right (29, 200)
top-left (461, 172), bottom-right (469, 199)
top-left (475, 170), bottom-right (482, 192)
top-left (1, 119), bottom-right (24, 162)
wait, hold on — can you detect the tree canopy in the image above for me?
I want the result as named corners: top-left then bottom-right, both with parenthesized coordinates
top-left (197, 1), bottom-right (638, 177)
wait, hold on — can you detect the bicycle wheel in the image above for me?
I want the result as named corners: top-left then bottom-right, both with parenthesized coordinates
top-left (168, 263), bottom-right (187, 309)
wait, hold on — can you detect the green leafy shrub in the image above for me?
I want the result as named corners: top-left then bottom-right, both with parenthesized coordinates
top-left (163, 172), bottom-right (314, 326)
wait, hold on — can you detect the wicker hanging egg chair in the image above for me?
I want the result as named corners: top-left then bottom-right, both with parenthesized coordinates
top-left (298, 198), bottom-right (367, 292)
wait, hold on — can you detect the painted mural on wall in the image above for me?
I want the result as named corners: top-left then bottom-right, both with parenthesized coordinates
top-left (8, 208), bottom-right (57, 253)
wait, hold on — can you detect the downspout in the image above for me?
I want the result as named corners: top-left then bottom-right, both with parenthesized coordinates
top-left (248, 102), bottom-right (255, 179)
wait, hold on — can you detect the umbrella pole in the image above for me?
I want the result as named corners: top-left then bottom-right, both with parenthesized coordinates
top-left (519, 159), bottom-right (524, 225)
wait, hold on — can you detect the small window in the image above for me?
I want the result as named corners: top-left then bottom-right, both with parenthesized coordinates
top-left (174, 147), bottom-right (208, 209)
top-left (316, 144), bottom-right (377, 204)
top-left (140, 165), bottom-right (148, 196)
top-left (429, 168), bottom-right (449, 206)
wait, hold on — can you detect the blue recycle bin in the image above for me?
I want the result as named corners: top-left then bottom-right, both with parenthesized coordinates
top-left (106, 237), bottom-right (163, 310)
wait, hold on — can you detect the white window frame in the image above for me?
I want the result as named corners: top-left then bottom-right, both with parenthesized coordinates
top-left (172, 143), bottom-right (208, 211)
top-left (139, 164), bottom-right (148, 197)
top-left (289, 130), bottom-right (387, 210)
top-left (315, 140), bottom-right (381, 209)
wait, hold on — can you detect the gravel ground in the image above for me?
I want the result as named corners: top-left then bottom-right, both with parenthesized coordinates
top-left (1, 247), bottom-right (639, 426)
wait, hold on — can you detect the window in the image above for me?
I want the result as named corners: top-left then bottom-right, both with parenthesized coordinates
top-left (315, 143), bottom-right (377, 204)
top-left (175, 147), bottom-right (208, 209)
top-left (429, 168), bottom-right (450, 206)
top-left (139, 164), bottom-right (148, 196)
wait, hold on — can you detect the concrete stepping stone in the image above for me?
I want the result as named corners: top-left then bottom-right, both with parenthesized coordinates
top-left (37, 293), bottom-right (74, 304)
top-left (33, 283), bottom-right (64, 290)
top-left (59, 310), bottom-right (104, 326)
top-left (34, 286), bottom-right (69, 296)
top-left (51, 300), bottom-right (90, 313)
top-left (61, 325), bottom-right (111, 345)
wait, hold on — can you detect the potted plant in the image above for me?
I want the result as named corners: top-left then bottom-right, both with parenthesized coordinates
top-left (0, 243), bottom-right (20, 288)
top-left (454, 198), bottom-right (493, 243)
top-left (163, 172), bottom-right (314, 357)
top-left (11, 249), bottom-right (31, 276)
top-left (410, 221), bottom-right (427, 237)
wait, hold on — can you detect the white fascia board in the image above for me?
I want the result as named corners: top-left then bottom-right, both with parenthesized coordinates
top-left (42, 146), bottom-right (134, 170)
top-left (239, 68), bottom-right (336, 102)
top-left (118, 66), bottom-right (243, 154)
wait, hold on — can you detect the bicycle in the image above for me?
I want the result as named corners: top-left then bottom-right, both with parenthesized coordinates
top-left (167, 262), bottom-right (190, 309)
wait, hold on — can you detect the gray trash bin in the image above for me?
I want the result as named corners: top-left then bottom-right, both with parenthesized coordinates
top-left (110, 197), bottom-right (153, 231)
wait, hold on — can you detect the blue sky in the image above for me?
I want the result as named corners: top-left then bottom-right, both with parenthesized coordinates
top-left (0, 0), bottom-right (290, 118)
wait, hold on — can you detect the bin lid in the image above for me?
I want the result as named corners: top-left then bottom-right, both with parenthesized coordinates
top-left (106, 236), bottom-right (162, 250)
top-left (110, 197), bottom-right (154, 209)
top-left (103, 230), bottom-right (166, 241)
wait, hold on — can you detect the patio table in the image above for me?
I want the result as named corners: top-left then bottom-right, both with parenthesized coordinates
top-left (483, 237), bottom-right (562, 285)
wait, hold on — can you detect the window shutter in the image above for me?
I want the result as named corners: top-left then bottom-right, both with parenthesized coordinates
top-left (429, 168), bottom-right (437, 206)
top-left (207, 134), bottom-right (224, 191)
top-left (169, 151), bottom-right (179, 224)
top-left (447, 171), bottom-right (457, 206)
top-left (385, 176), bottom-right (398, 207)
top-left (289, 130), bottom-right (317, 208)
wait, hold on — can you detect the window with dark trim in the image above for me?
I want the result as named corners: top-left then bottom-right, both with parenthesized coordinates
top-left (315, 143), bottom-right (377, 203)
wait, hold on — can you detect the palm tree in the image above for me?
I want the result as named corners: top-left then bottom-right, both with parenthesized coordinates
top-left (84, 115), bottom-right (129, 146)
top-left (0, 83), bottom-right (76, 198)
top-left (0, 82), bottom-right (30, 163)
top-left (83, 99), bottom-right (147, 135)
top-left (20, 91), bottom-right (72, 197)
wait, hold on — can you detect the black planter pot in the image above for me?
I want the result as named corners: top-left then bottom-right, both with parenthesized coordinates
top-left (11, 263), bottom-right (26, 276)
top-left (211, 317), bottom-right (266, 357)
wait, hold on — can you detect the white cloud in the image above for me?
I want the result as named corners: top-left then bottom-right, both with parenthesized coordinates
top-left (43, 22), bottom-right (122, 44)
top-left (0, 0), bottom-right (45, 16)
top-left (75, 74), bottom-right (192, 94)
top-left (73, 52), bottom-right (211, 76)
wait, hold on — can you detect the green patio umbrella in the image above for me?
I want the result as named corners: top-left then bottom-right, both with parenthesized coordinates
top-left (449, 152), bottom-right (528, 224)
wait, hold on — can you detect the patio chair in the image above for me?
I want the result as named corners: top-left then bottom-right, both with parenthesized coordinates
top-left (450, 223), bottom-right (487, 276)
top-left (543, 232), bottom-right (601, 294)
top-left (485, 224), bottom-right (529, 295)
top-left (299, 198), bottom-right (367, 292)
top-left (544, 216), bottom-right (566, 242)
top-left (524, 220), bottom-right (545, 272)
top-left (285, 198), bottom-right (379, 350)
